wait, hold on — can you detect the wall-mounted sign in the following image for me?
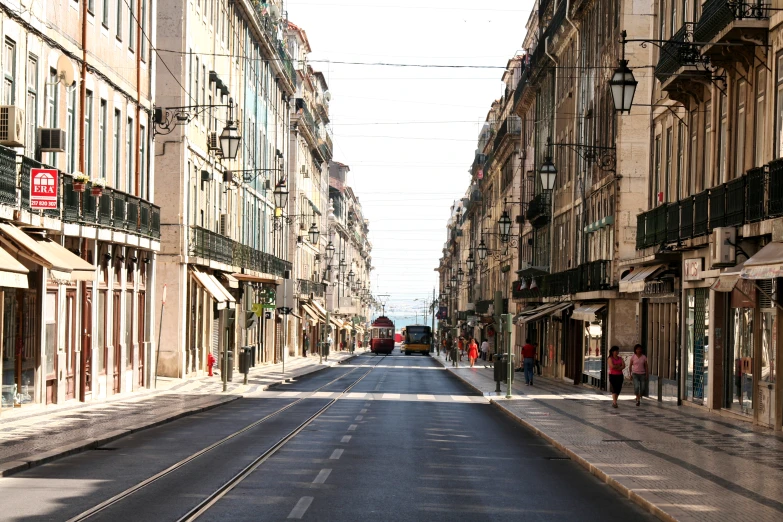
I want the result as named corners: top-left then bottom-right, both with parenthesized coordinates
top-left (683, 258), bottom-right (704, 281)
top-left (30, 168), bottom-right (58, 210)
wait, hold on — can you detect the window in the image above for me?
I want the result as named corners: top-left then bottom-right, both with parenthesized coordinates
top-left (127, 117), bottom-right (134, 194)
top-left (671, 0), bottom-right (677, 36)
top-left (48, 68), bottom-right (59, 165)
top-left (705, 101), bottom-right (713, 186)
top-left (128, 0), bottom-right (135, 51)
top-left (102, 0), bottom-right (109, 27)
top-left (735, 80), bottom-right (746, 177)
top-left (85, 91), bottom-right (94, 175)
top-left (756, 68), bottom-right (767, 165)
top-left (665, 127), bottom-right (673, 202)
top-left (677, 122), bottom-right (685, 200)
top-left (718, 93), bottom-right (728, 183)
top-left (140, 0), bottom-right (147, 56)
top-left (653, 135), bottom-right (661, 206)
top-left (201, 66), bottom-right (206, 125)
top-left (67, 86), bottom-right (76, 173)
top-left (775, 52), bottom-right (783, 159)
top-left (116, 0), bottom-right (123, 40)
top-left (99, 100), bottom-right (107, 178)
top-left (140, 125), bottom-right (147, 199)
top-left (195, 56), bottom-right (199, 108)
top-left (4, 39), bottom-right (16, 104)
top-left (113, 109), bottom-right (121, 187)
top-left (659, 0), bottom-right (667, 40)
top-left (25, 55), bottom-right (37, 157)
top-left (88, 0), bottom-right (95, 13)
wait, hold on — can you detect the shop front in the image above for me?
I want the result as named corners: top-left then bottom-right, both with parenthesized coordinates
top-left (571, 303), bottom-right (607, 389)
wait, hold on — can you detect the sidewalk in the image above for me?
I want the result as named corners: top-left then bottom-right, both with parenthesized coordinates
top-left (0, 351), bottom-right (359, 477)
top-left (433, 352), bottom-right (783, 522)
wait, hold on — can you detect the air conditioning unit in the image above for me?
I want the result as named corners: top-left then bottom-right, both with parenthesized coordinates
top-left (219, 213), bottom-right (229, 236)
top-left (0, 106), bottom-right (24, 147)
top-left (711, 227), bottom-right (736, 267)
top-left (207, 131), bottom-right (222, 154)
top-left (38, 128), bottom-right (66, 152)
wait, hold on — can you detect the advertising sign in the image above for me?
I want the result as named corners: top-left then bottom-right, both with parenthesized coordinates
top-left (30, 168), bottom-right (58, 210)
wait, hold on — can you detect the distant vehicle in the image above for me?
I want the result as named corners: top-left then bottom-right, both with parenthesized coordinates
top-left (394, 332), bottom-right (403, 344)
top-left (403, 325), bottom-right (432, 356)
top-left (370, 316), bottom-right (395, 355)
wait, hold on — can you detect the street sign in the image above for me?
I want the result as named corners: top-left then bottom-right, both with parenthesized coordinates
top-left (277, 306), bottom-right (293, 315)
top-left (30, 168), bottom-right (58, 210)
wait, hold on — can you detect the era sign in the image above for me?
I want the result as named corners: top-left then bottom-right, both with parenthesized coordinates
top-left (30, 168), bottom-right (58, 210)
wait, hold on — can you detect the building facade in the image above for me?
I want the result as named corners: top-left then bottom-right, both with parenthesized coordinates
top-left (0, 0), bottom-right (160, 412)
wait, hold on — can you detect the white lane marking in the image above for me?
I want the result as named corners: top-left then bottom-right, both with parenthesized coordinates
top-left (313, 391), bottom-right (335, 398)
top-left (330, 449), bottom-right (344, 460)
top-left (348, 424), bottom-right (358, 431)
top-left (355, 415), bottom-right (363, 421)
top-left (451, 395), bottom-right (473, 402)
top-left (417, 394), bottom-right (435, 401)
top-left (280, 391), bottom-right (301, 397)
top-left (345, 392), bottom-right (367, 399)
top-left (364, 402), bottom-right (372, 407)
top-left (313, 469), bottom-right (332, 484)
top-left (341, 435), bottom-right (352, 443)
top-left (382, 393), bottom-right (400, 399)
top-left (360, 409), bottom-right (368, 414)
top-left (287, 497), bottom-right (314, 519)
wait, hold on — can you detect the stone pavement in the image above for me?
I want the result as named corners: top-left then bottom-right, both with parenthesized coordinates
top-left (432, 351), bottom-right (783, 522)
top-left (0, 351), bottom-right (359, 477)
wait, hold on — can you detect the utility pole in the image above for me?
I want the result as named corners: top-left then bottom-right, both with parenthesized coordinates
top-left (502, 313), bottom-right (513, 399)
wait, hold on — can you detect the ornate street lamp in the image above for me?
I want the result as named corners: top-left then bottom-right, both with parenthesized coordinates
top-left (498, 209), bottom-right (512, 243)
top-left (457, 267), bottom-right (464, 283)
top-left (610, 31), bottom-right (638, 114)
top-left (477, 238), bottom-right (488, 261)
top-left (450, 274), bottom-right (457, 286)
top-left (219, 98), bottom-right (242, 160)
top-left (325, 241), bottom-right (335, 263)
top-left (273, 180), bottom-right (289, 211)
top-left (348, 269), bottom-right (355, 284)
top-left (539, 156), bottom-right (557, 191)
top-left (308, 223), bottom-right (319, 244)
top-left (466, 253), bottom-right (475, 272)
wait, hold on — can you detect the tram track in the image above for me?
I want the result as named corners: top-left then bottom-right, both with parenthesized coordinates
top-left (66, 355), bottom-right (380, 522)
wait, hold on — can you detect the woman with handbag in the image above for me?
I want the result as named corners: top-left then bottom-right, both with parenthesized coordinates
top-left (607, 346), bottom-right (625, 409)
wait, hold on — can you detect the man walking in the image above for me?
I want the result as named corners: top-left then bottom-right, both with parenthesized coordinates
top-left (521, 339), bottom-right (536, 386)
top-left (480, 338), bottom-right (489, 361)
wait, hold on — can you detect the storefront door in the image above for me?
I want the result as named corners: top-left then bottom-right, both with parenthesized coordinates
top-left (64, 290), bottom-right (76, 401)
top-left (80, 288), bottom-right (92, 399)
top-left (138, 292), bottom-right (145, 387)
top-left (112, 291), bottom-right (121, 393)
top-left (685, 288), bottom-right (709, 403)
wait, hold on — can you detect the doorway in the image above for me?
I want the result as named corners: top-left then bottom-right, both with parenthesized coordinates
top-left (64, 290), bottom-right (76, 400)
top-left (80, 287), bottom-right (92, 399)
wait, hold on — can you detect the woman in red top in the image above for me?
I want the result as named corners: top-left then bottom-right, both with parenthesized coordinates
top-left (607, 346), bottom-right (626, 409)
top-left (467, 338), bottom-right (479, 367)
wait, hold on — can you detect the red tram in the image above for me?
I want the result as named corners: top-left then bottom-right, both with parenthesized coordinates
top-left (370, 316), bottom-right (395, 355)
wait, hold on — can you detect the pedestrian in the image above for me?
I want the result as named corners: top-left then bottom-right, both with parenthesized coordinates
top-left (468, 337), bottom-right (479, 367)
top-left (457, 336), bottom-right (465, 361)
top-left (629, 344), bottom-right (649, 406)
top-left (480, 338), bottom-right (489, 361)
top-left (303, 333), bottom-right (309, 357)
top-left (608, 345), bottom-right (626, 408)
top-left (521, 339), bottom-right (536, 385)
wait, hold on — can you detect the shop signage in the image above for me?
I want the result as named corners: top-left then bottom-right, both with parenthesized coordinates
top-left (30, 168), bottom-right (58, 210)
top-left (642, 279), bottom-right (677, 298)
top-left (683, 258), bottom-right (704, 281)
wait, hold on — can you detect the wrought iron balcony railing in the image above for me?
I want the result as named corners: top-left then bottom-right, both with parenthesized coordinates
top-left (694, 0), bottom-right (770, 44)
top-left (189, 225), bottom-right (292, 277)
top-left (655, 23), bottom-right (704, 82)
top-left (526, 192), bottom-right (551, 228)
top-left (298, 278), bottom-right (324, 298)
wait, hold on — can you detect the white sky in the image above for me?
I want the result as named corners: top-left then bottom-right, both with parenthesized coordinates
top-left (286, 0), bottom-right (534, 323)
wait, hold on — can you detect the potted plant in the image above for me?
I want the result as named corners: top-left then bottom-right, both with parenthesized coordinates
top-left (72, 172), bottom-right (89, 192)
top-left (90, 177), bottom-right (106, 197)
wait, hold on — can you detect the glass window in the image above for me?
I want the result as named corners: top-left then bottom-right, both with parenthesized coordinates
top-left (653, 135), bottom-right (661, 206)
top-left (689, 108), bottom-right (698, 193)
top-left (67, 85), bottom-right (76, 173)
top-left (25, 54), bottom-right (37, 157)
top-left (659, 0), bottom-right (667, 40)
top-left (127, 117), bottom-right (134, 193)
top-left (704, 101), bottom-right (712, 187)
top-left (99, 100), bottom-right (107, 178)
top-left (97, 290), bottom-right (106, 373)
top-left (113, 109), bottom-right (121, 187)
top-left (718, 93), bottom-right (728, 183)
top-left (665, 127), bottom-right (673, 202)
top-left (756, 68), bottom-right (767, 166)
top-left (128, 0), bottom-right (135, 51)
top-left (116, 0), bottom-right (123, 39)
top-left (2, 292), bottom-right (17, 408)
top-left (685, 288), bottom-right (709, 403)
top-left (140, 0), bottom-right (147, 56)
top-left (677, 121), bottom-right (685, 200)
top-left (776, 52), bottom-right (783, 158)
top-left (727, 306), bottom-right (754, 415)
top-left (4, 38), bottom-right (15, 105)
top-left (736, 81), bottom-right (746, 177)
top-left (140, 125), bottom-right (147, 199)
top-left (102, 0), bottom-right (109, 27)
top-left (45, 291), bottom-right (57, 378)
top-left (85, 91), bottom-right (93, 176)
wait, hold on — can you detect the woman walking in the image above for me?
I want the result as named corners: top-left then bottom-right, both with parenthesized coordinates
top-left (607, 346), bottom-right (626, 408)
top-left (468, 337), bottom-right (479, 367)
top-left (629, 344), bottom-right (649, 406)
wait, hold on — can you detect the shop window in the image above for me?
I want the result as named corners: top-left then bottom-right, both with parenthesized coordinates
top-left (2, 292), bottom-right (16, 408)
top-left (44, 291), bottom-right (57, 379)
top-left (685, 288), bottom-right (708, 403)
top-left (97, 290), bottom-right (106, 374)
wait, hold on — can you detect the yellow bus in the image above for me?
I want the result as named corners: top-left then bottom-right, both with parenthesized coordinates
top-left (402, 325), bottom-right (432, 356)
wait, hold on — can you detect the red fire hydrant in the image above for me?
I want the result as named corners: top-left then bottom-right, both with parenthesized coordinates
top-left (207, 352), bottom-right (215, 377)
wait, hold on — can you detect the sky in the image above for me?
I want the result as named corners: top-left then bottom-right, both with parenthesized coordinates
top-left (285, 0), bottom-right (534, 326)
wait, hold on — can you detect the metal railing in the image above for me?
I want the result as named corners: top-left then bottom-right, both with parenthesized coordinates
top-left (189, 226), bottom-right (291, 277)
top-left (298, 278), bottom-right (324, 298)
top-left (725, 176), bottom-right (746, 226)
top-left (526, 192), bottom-right (551, 228)
top-left (0, 145), bottom-right (16, 206)
top-left (667, 202), bottom-right (680, 243)
top-left (694, 190), bottom-right (710, 236)
top-left (656, 23), bottom-right (701, 82)
top-left (680, 195), bottom-right (694, 239)
top-left (746, 166), bottom-right (765, 221)
top-left (694, 0), bottom-right (769, 43)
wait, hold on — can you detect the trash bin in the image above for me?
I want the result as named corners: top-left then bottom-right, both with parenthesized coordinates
top-left (250, 345), bottom-right (257, 368)
top-left (239, 347), bottom-right (252, 374)
top-left (493, 354), bottom-right (507, 384)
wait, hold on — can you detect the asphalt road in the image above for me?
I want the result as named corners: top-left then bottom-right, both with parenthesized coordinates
top-left (2, 351), bottom-right (655, 521)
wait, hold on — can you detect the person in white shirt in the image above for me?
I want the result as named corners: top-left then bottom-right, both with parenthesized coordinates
top-left (480, 339), bottom-right (489, 360)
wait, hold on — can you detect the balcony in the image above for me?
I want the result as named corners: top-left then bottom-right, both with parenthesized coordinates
top-left (526, 192), bottom-right (551, 228)
top-left (694, 0), bottom-right (769, 52)
top-left (655, 23), bottom-right (709, 85)
top-left (514, 260), bottom-right (612, 299)
top-left (493, 115), bottom-right (522, 151)
top-left (298, 278), bottom-right (324, 298)
top-left (188, 226), bottom-right (292, 277)
top-left (0, 145), bottom-right (16, 206)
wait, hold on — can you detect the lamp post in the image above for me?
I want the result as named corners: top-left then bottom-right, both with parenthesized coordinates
top-left (498, 209), bottom-right (513, 243)
top-left (477, 238), bottom-right (488, 262)
top-left (610, 31), bottom-right (638, 114)
top-left (308, 223), bottom-right (319, 244)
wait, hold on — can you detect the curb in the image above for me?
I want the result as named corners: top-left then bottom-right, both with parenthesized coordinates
top-left (0, 354), bottom-right (363, 478)
top-left (440, 361), bottom-right (673, 522)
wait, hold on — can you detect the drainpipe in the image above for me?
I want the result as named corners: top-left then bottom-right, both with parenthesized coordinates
top-left (79, 0), bottom-right (87, 174)
top-left (545, 35), bottom-right (558, 275)
top-left (135, 0), bottom-right (142, 196)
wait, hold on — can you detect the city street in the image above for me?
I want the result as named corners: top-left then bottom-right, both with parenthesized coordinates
top-left (2, 352), bottom-right (652, 521)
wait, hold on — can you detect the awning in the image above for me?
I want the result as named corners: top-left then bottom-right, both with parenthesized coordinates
top-left (330, 316), bottom-right (343, 329)
top-left (515, 303), bottom-right (556, 325)
top-left (0, 245), bottom-right (29, 288)
top-left (231, 272), bottom-right (280, 285)
top-left (221, 272), bottom-right (239, 289)
top-left (571, 303), bottom-right (606, 322)
top-left (0, 223), bottom-right (96, 282)
top-left (619, 264), bottom-right (664, 293)
top-left (343, 322), bottom-right (354, 332)
top-left (310, 300), bottom-right (328, 317)
top-left (711, 262), bottom-right (745, 293)
top-left (301, 303), bottom-right (323, 324)
top-left (547, 302), bottom-right (573, 317)
top-left (192, 270), bottom-right (227, 310)
top-left (741, 242), bottom-right (783, 279)
top-left (208, 274), bottom-right (236, 308)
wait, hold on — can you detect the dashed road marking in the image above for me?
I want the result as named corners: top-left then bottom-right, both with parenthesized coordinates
top-left (382, 393), bottom-right (400, 399)
top-left (341, 435), bottom-right (351, 443)
top-left (287, 497), bottom-right (314, 519)
top-left (313, 469), bottom-right (332, 484)
top-left (417, 394), bottom-right (435, 401)
top-left (355, 415), bottom-right (363, 421)
top-left (360, 409), bottom-right (368, 413)
top-left (330, 449), bottom-right (344, 460)
top-left (348, 424), bottom-right (358, 431)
